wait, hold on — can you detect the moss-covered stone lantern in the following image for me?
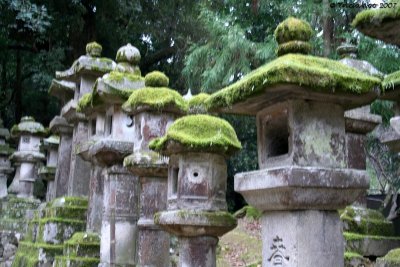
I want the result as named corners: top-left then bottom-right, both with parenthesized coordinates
top-left (122, 71), bottom-right (186, 266)
top-left (8, 117), bottom-right (46, 198)
top-left (0, 118), bottom-right (13, 199)
top-left (55, 42), bottom-right (115, 198)
top-left (152, 114), bottom-right (241, 267)
top-left (38, 135), bottom-right (59, 202)
top-left (205, 17), bottom-right (380, 266)
top-left (75, 43), bottom-right (145, 266)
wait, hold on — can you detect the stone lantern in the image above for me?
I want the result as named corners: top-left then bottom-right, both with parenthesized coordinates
top-left (48, 79), bottom-right (75, 198)
top-left (205, 17), bottom-right (381, 266)
top-left (38, 135), bottom-right (60, 202)
top-left (0, 118), bottom-right (13, 199)
top-left (56, 42), bottom-right (116, 197)
top-left (122, 71), bottom-right (187, 266)
top-left (152, 114), bottom-right (241, 267)
top-left (8, 116), bottom-right (47, 198)
top-left (77, 43), bottom-right (144, 266)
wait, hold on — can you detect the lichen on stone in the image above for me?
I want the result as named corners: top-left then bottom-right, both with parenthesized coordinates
top-left (144, 71), bottom-right (169, 87)
top-left (205, 53), bottom-right (381, 110)
top-left (149, 114), bottom-right (242, 155)
top-left (122, 86), bottom-right (187, 114)
top-left (10, 116), bottom-right (48, 137)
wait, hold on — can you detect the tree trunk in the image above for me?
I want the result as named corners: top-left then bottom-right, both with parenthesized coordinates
top-left (322, 0), bottom-right (334, 57)
top-left (15, 50), bottom-right (22, 122)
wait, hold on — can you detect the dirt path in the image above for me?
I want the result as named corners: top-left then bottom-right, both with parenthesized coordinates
top-left (217, 217), bottom-right (262, 267)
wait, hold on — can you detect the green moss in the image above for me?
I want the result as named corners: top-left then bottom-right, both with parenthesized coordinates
top-left (144, 71), bottom-right (169, 87)
top-left (274, 17), bottom-right (313, 44)
top-left (122, 87), bottom-right (188, 113)
top-left (49, 196), bottom-right (88, 208)
top-left (149, 114), bottom-right (242, 155)
top-left (344, 251), bottom-right (363, 260)
top-left (76, 92), bottom-right (104, 112)
top-left (65, 232), bottom-right (100, 245)
top-left (277, 40), bottom-right (311, 56)
top-left (340, 206), bottom-right (394, 236)
top-left (234, 205), bottom-right (262, 220)
top-left (352, 3), bottom-right (400, 28)
top-left (86, 42), bottom-right (102, 57)
top-left (187, 93), bottom-right (211, 114)
top-left (123, 150), bottom-right (167, 168)
top-left (383, 70), bottom-right (400, 91)
top-left (54, 256), bottom-right (100, 267)
top-left (206, 54), bottom-right (381, 110)
top-left (106, 70), bottom-right (143, 84)
top-left (381, 248), bottom-right (400, 264)
top-left (11, 116), bottom-right (48, 137)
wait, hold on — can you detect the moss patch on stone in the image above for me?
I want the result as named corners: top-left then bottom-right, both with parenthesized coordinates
top-left (76, 92), bottom-right (104, 112)
top-left (234, 205), bottom-right (262, 220)
top-left (11, 116), bottom-right (48, 137)
top-left (380, 248), bottom-right (400, 264)
top-left (149, 114), bottom-right (241, 155)
top-left (105, 70), bottom-right (143, 84)
top-left (144, 71), bottom-right (169, 87)
top-left (122, 87), bottom-right (188, 113)
top-left (352, 3), bottom-right (400, 28)
top-left (344, 251), bottom-right (363, 260)
top-left (274, 17), bottom-right (313, 44)
top-left (383, 70), bottom-right (400, 91)
top-left (341, 206), bottom-right (394, 236)
top-left (205, 54), bottom-right (381, 110)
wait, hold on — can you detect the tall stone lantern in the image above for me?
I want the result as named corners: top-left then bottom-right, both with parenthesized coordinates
top-left (56, 42), bottom-right (116, 197)
top-left (76, 43), bottom-right (145, 266)
top-left (38, 135), bottom-right (60, 202)
top-left (122, 71), bottom-right (187, 267)
top-left (8, 117), bottom-right (47, 198)
top-left (0, 118), bottom-right (13, 199)
top-left (152, 114), bottom-right (241, 267)
top-left (48, 79), bottom-right (75, 197)
top-left (205, 17), bottom-right (381, 266)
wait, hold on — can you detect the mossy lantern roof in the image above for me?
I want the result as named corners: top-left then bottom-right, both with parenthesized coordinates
top-left (42, 135), bottom-right (60, 148)
top-left (48, 79), bottom-right (75, 101)
top-left (352, 2), bottom-right (400, 47)
top-left (122, 71), bottom-right (188, 115)
top-left (149, 114), bottom-right (242, 157)
top-left (77, 71), bottom-right (145, 114)
top-left (56, 42), bottom-right (116, 83)
top-left (381, 70), bottom-right (400, 101)
top-left (11, 116), bottom-right (48, 138)
top-left (205, 18), bottom-right (380, 116)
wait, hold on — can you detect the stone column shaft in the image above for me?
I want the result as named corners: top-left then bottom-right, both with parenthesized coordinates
top-left (138, 176), bottom-right (169, 266)
top-left (100, 165), bottom-right (139, 266)
top-left (179, 236), bottom-right (218, 267)
top-left (86, 165), bottom-right (104, 233)
top-left (54, 130), bottom-right (73, 197)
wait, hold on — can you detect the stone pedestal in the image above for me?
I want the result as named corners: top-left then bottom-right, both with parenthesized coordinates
top-left (262, 210), bottom-right (343, 267)
top-left (0, 119), bottom-right (13, 199)
top-left (50, 116), bottom-right (73, 198)
top-left (100, 165), bottom-right (139, 267)
top-left (179, 236), bottom-right (218, 267)
top-left (39, 135), bottom-right (60, 202)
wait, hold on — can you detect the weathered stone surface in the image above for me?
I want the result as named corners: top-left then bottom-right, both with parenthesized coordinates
top-left (376, 248), bottom-right (400, 267)
top-left (179, 236), bottom-right (218, 267)
top-left (390, 116), bottom-right (400, 135)
top-left (235, 166), bottom-right (368, 211)
top-left (48, 79), bottom-right (76, 105)
top-left (100, 165), bottom-right (139, 266)
top-left (261, 210), bottom-right (343, 267)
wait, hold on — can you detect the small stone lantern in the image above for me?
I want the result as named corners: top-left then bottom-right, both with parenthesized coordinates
top-left (152, 114), bottom-right (241, 267)
top-left (123, 71), bottom-right (187, 266)
top-left (38, 135), bottom-right (60, 202)
top-left (56, 42), bottom-right (116, 197)
top-left (77, 43), bottom-right (144, 266)
top-left (8, 117), bottom-right (46, 198)
top-left (205, 17), bottom-right (381, 266)
top-left (0, 118), bottom-right (13, 199)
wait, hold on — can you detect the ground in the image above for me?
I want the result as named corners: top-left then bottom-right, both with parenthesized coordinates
top-left (217, 216), bottom-right (262, 267)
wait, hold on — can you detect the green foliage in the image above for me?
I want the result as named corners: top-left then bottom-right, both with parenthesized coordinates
top-left (144, 71), bottom-right (169, 87)
top-left (149, 114), bottom-right (242, 155)
top-left (383, 70), bottom-right (400, 90)
top-left (206, 53), bottom-right (380, 110)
